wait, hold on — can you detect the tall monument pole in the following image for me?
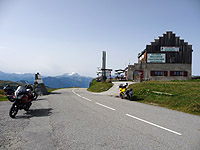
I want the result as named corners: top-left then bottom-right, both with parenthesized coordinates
top-left (102, 51), bottom-right (106, 82)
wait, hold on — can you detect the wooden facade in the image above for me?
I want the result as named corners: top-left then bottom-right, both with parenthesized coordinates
top-left (127, 31), bottom-right (193, 81)
top-left (138, 31), bottom-right (193, 64)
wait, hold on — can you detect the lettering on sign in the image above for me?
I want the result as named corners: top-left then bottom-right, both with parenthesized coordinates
top-left (160, 47), bottom-right (179, 52)
top-left (147, 53), bottom-right (166, 63)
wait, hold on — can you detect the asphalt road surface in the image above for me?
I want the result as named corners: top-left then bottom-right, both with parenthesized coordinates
top-left (0, 88), bottom-right (200, 150)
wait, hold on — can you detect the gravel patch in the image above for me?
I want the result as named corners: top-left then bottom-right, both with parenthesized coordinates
top-left (0, 101), bottom-right (29, 150)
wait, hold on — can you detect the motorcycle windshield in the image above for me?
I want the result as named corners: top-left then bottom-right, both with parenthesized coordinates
top-left (15, 86), bottom-right (26, 98)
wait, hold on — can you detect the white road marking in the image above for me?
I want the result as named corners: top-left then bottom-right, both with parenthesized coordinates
top-left (95, 102), bottom-right (116, 111)
top-left (72, 89), bottom-right (75, 94)
top-left (72, 89), bottom-right (92, 101)
top-left (82, 97), bottom-right (92, 102)
top-left (76, 94), bottom-right (81, 97)
top-left (72, 89), bottom-right (81, 97)
top-left (73, 89), bottom-right (181, 136)
top-left (126, 114), bottom-right (182, 136)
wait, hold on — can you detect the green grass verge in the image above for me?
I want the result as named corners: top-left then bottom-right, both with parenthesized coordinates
top-left (0, 80), bottom-right (25, 89)
top-left (0, 96), bottom-right (8, 101)
top-left (87, 79), bottom-right (113, 93)
top-left (0, 89), bottom-right (7, 101)
top-left (129, 80), bottom-right (200, 115)
top-left (0, 80), bottom-right (25, 102)
top-left (47, 88), bottom-right (58, 93)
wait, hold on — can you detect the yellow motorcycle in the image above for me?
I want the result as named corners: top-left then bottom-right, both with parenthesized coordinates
top-left (119, 83), bottom-right (133, 100)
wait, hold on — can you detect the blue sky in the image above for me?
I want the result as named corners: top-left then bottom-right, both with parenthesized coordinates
top-left (0, 0), bottom-right (199, 77)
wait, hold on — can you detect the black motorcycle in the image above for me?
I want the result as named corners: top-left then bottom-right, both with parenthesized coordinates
top-left (3, 85), bottom-right (15, 102)
top-left (26, 84), bottom-right (38, 100)
top-left (4, 85), bottom-right (34, 118)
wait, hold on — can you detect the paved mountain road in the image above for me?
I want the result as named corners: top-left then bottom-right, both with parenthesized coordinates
top-left (0, 88), bottom-right (200, 150)
top-left (92, 81), bottom-right (135, 96)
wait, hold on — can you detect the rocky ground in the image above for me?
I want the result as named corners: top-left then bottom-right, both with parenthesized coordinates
top-left (0, 96), bottom-right (53, 150)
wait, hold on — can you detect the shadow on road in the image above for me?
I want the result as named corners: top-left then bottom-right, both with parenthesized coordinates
top-left (114, 95), bottom-right (144, 101)
top-left (17, 108), bottom-right (53, 119)
top-left (36, 98), bottom-right (47, 101)
top-left (50, 92), bottom-right (61, 95)
top-left (132, 96), bottom-right (144, 101)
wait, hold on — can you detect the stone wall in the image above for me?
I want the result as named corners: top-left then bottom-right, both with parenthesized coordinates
top-left (133, 63), bottom-right (192, 81)
top-left (127, 65), bottom-right (134, 80)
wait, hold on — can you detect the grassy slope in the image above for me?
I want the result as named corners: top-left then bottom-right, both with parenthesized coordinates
top-left (46, 87), bottom-right (57, 93)
top-left (87, 79), bottom-right (113, 93)
top-left (0, 80), bottom-right (26, 101)
top-left (0, 89), bottom-right (7, 101)
top-left (129, 80), bottom-right (200, 115)
top-left (0, 80), bottom-right (24, 88)
top-left (0, 80), bottom-right (61, 100)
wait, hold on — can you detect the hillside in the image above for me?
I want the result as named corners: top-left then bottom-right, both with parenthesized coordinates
top-left (0, 89), bottom-right (4, 96)
top-left (0, 80), bottom-right (25, 89)
top-left (87, 79), bottom-right (113, 92)
top-left (0, 80), bottom-right (25, 101)
top-left (43, 76), bottom-right (92, 88)
top-left (129, 80), bottom-right (200, 115)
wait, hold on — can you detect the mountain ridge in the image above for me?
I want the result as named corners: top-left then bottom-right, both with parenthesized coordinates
top-left (0, 71), bottom-right (93, 88)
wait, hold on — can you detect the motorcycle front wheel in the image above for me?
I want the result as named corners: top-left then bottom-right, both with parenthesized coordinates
top-left (24, 102), bottom-right (32, 111)
top-left (9, 102), bottom-right (18, 118)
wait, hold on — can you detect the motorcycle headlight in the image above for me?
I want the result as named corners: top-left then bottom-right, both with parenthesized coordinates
top-left (17, 95), bottom-right (23, 99)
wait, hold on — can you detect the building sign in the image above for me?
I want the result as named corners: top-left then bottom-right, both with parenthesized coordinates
top-left (147, 53), bottom-right (166, 63)
top-left (160, 47), bottom-right (179, 52)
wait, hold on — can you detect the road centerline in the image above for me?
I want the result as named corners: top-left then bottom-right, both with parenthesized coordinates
top-left (72, 89), bottom-right (92, 101)
top-left (82, 97), bottom-right (92, 102)
top-left (72, 89), bottom-right (183, 136)
top-left (95, 102), bottom-right (116, 111)
top-left (126, 113), bottom-right (182, 136)
top-left (72, 89), bottom-right (81, 97)
top-left (72, 89), bottom-right (76, 95)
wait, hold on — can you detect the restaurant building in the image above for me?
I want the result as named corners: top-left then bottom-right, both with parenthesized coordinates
top-left (127, 31), bottom-right (193, 81)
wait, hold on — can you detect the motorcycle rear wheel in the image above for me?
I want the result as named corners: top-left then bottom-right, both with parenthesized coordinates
top-left (120, 93), bottom-right (124, 99)
top-left (33, 93), bottom-right (38, 100)
top-left (128, 95), bottom-right (132, 100)
top-left (9, 102), bottom-right (18, 118)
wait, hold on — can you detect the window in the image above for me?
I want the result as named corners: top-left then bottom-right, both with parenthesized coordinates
top-left (135, 70), bottom-right (143, 78)
top-left (151, 71), bottom-right (168, 76)
top-left (170, 71), bottom-right (188, 76)
top-left (135, 71), bottom-right (139, 76)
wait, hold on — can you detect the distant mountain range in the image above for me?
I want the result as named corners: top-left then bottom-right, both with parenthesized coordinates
top-left (0, 71), bottom-right (35, 82)
top-left (0, 71), bottom-right (93, 88)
